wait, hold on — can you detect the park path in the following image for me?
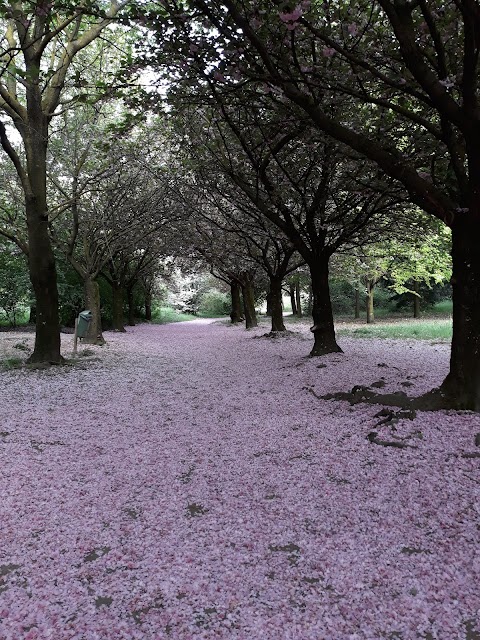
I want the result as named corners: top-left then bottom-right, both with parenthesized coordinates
top-left (0, 321), bottom-right (479, 640)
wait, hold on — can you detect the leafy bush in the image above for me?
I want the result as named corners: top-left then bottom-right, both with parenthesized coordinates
top-left (329, 278), bottom-right (356, 315)
top-left (198, 290), bottom-right (230, 317)
top-left (0, 241), bottom-right (30, 327)
top-left (56, 261), bottom-right (84, 326)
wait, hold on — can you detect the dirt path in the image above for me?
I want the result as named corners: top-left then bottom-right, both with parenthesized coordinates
top-left (1, 321), bottom-right (479, 639)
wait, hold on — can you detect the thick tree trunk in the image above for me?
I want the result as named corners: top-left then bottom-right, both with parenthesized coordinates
top-left (289, 284), bottom-right (297, 315)
top-left (242, 281), bottom-right (258, 329)
top-left (440, 215), bottom-right (480, 409)
top-left (355, 286), bottom-right (361, 319)
top-left (111, 282), bottom-right (126, 332)
top-left (11, 84), bottom-right (62, 363)
top-left (83, 277), bottom-right (105, 344)
top-left (230, 281), bottom-right (243, 323)
top-left (127, 287), bottom-right (135, 326)
top-left (295, 281), bottom-right (302, 317)
top-left (145, 289), bottom-right (152, 321)
top-left (366, 280), bottom-right (375, 324)
top-left (269, 277), bottom-right (286, 332)
top-left (25, 185), bottom-right (62, 364)
top-left (309, 258), bottom-right (342, 356)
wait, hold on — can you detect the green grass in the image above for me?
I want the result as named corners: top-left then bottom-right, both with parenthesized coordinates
top-left (337, 318), bottom-right (452, 341)
top-left (0, 356), bottom-right (24, 370)
top-left (430, 300), bottom-right (453, 315)
top-left (151, 306), bottom-right (196, 324)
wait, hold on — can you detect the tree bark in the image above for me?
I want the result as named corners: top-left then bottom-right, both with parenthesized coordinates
top-left (412, 282), bottom-right (420, 318)
top-left (265, 292), bottom-right (273, 316)
top-left (269, 276), bottom-right (286, 331)
top-left (366, 280), bottom-right (375, 324)
top-left (230, 281), bottom-right (243, 323)
top-left (295, 281), bottom-right (302, 317)
top-left (242, 281), bottom-right (258, 328)
top-left (440, 215), bottom-right (480, 410)
top-left (306, 284), bottom-right (313, 315)
top-left (25, 181), bottom-right (62, 363)
top-left (83, 277), bottom-right (105, 344)
top-left (28, 305), bottom-right (36, 324)
top-left (289, 284), bottom-right (297, 315)
top-left (309, 258), bottom-right (342, 355)
top-left (111, 282), bottom-right (126, 332)
top-left (355, 286), bottom-right (361, 319)
top-left (127, 287), bottom-right (135, 326)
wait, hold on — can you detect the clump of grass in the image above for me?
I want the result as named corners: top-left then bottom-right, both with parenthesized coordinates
top-left (338, 319), bottom-right (452, 341)
top-left (151, 306), bottom-right (196, 324)
top-left (13, 342), bottom-right (30, 352)
top-left (1, 357), bottom-right (23, 370)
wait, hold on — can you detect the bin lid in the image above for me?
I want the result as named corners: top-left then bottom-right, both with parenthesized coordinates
top-left (79, 310), bottom-right (93, 320)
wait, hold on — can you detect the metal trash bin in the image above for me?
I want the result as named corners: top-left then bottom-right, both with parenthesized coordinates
top-left (77, 310), bottom-right (93, 338)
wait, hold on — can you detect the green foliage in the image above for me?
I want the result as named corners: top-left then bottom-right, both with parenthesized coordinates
top-left (388, 226), bottom-right (452, 296)
top-left (198, 290), bottom-right (230, 317)
top-left (55, 260), bottom-right (84, 327)
top-left (0, 241), bottom-right (30, 327)
top-left (329, 279), bottom-right (356, 315)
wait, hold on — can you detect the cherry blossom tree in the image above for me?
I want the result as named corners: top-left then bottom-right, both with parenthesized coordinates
top-left (0, 0), bottom-right (132, 362)
top-left (165, 88), bottom-right (404, 353)
top-left (166, 0), bottom-right (480, 408)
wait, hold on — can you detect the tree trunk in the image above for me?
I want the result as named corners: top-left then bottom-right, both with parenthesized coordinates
top-left (354, 286), bottom-right (361, 319)
top-left (111, 282), bottom-right (126, 332)
top-left (25, 189), bottom-right (62, 363)
top-left (413, 282), bottom-right (420, 318)
top-left (230, 281), bottom-right (243, 323)
top-left (265, 289), bottom-right (273, 317)
top-left (127, 287), bottom-right (135, 326)
top-left (295, 281), bottom-right (302, 317)
top-left (366, 280), bottom-right (375, 324)
top-left (289, 284), bottom-right (297, 315)
top-left (242, 281), bottom-right (258, 329)
top-left (269, 276), bottom-right (286, 332)
top-left (440, 215), bottom-right (480, 409)
top-left (14, 83), bottom-right (62, 363)
top-left (309, 258), bottom-right (342, 356)
top-left (28, 305), bottom-right (36, 324)
top-left (145, 289), bottom-right (152, 321)
top-left (306, 284), bottom-right (313, 315)
top-left (83, 277), bottom-right (105, 344)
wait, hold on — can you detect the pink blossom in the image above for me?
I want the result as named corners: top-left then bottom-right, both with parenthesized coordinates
top-left (0, 320), bottom-right (479, 639)
top-left (347, 23), bottom-right (358, 36)
top-left (322, 47), bottom-right (336, 57)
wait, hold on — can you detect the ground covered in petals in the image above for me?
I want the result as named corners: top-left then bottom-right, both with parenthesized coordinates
top-left (1, 320), bottom-right (479, 640)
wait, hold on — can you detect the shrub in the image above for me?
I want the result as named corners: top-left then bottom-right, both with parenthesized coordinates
top-left (198, 290), bottom-right (230, 317)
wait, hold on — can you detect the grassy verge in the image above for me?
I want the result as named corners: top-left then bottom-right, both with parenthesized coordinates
top-left (151, 307), bottom-right (196, 324)
top-left (337, 318), bottom-right (452, 341)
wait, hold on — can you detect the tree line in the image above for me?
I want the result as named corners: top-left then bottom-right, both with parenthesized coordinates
top-left (0, 1), bottom-right (477, 409)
